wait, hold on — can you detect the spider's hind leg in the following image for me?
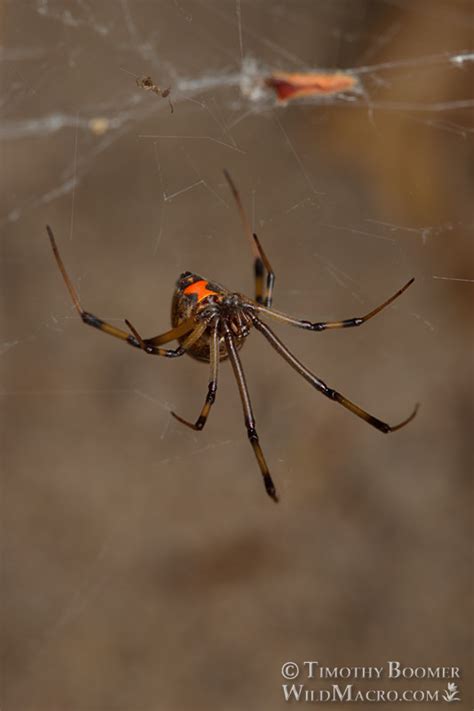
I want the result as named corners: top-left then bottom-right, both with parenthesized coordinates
top-left (255, 278), bottom-right (415, 332)
top-left (252, 232), bottom-right (275, 308)
top-left (223, 322), bottom-right (278, 502)
top-left (223, 170), bottom-right (275, 307)
top-left (171, 321), bottom-right (220, 430)
top-left (252, 315), bottom-right (419, 434)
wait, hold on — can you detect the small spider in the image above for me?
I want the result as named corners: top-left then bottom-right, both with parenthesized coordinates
top-left (46, 171), bottom-right (418, 502)
top-left (135, 75), bottom-right (174, 113)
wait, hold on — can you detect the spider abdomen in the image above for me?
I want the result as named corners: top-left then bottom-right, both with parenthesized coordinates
top-left (171, 272), bottom-right (249, 362)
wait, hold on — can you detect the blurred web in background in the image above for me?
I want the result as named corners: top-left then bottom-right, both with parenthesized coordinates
top-left (1, 0), bottom-right (473, 224)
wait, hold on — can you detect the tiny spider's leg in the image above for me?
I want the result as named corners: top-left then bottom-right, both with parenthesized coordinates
top-left (171, 320), bottom-right (220, 430)
top-left (255, 278), bottom-right (415, 331)
top-left (124, 317), bottom-right (209, 358)
top-left (252, 316), bottom-right (419, 433)
top-left (223, 170), bottom-right (275, 307)
top-left (224, 322), bottom-right (279, 503)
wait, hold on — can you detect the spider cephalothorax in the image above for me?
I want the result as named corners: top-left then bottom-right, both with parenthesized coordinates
top-left (46, 170), bottom-right (418, 503)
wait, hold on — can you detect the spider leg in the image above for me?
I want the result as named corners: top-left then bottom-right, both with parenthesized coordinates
top-left (124, 318), bottom-right (197, 357)
top-left (252, 316), bottom-right (419, 433)
top-left (255, 278), bottom-right (415, 331)
top-left (223, 322), bottom-right (279, 502)
top-left (223, 170), bottom-right (275, 307)
top-left (125, 317), bottom-right (209, 358)
top-left (252, 232), bottom-right (275, 308)
top-left (47, 225), bottom-right (193, 356)
top-left (171, 320), bottom-right (220, 430)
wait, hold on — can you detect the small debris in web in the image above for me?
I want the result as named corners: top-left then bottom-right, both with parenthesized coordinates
top-left (136, 75), bottom-right (174, 113)
top-left (88, 117), bottom-right (111, 135)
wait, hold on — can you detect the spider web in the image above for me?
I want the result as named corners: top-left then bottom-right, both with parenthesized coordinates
top-left (2, 1), bottom-right (473, 710)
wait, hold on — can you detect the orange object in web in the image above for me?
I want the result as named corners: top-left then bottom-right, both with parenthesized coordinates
top-left (265, 70), bottom-right (358, 102)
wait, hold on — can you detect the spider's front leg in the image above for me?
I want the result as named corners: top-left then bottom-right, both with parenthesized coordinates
top-left (47, 225), bottom-right (195, 356)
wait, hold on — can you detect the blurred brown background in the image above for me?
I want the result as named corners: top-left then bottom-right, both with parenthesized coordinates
top-left (1, 1), bottom-right (472, 709)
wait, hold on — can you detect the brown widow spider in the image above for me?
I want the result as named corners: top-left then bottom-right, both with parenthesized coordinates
top-left (46, 171), bottom-right (418, 502)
